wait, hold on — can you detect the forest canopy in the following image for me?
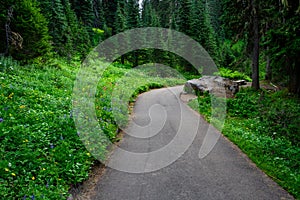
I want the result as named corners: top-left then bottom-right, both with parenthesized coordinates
top-left (0, 0), bottom-right (299, 95)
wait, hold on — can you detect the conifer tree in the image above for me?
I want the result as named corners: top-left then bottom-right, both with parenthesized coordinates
top-left (177, 0), bottom-right (192, 35)
top-left (114, 0), bottom-right (127, 64)
top-left (94, 0), bottom-right (106, 29)
top-left (103, 0), bottom-right (118, 33)
top-left (38, 0), bottom-right (70, 55)
top-left (126, 0), bottom-right (140, 66)
top-left (126, 0), bottom-right (140, 29)
top-left (114, 0), bottom-right (127, 33)
top-left (203, 1), bottom-right (218, 60)
top-left (4, 0), bottom-right (52, 60)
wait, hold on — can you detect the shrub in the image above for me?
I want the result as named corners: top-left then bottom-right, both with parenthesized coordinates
top-left (214, 67), bottom-right (252, 82)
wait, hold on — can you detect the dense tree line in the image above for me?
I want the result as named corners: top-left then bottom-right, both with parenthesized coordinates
top-left (0, 0), bottom-right (299, 95)
top-left (221, 0), bottom-right (300, 94)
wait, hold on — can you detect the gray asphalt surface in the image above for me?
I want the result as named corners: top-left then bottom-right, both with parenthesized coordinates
top-left (92, 86), bottom-right (293, 200)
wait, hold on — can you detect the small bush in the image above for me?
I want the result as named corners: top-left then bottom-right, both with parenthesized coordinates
top-left (215, 67), bottom-right (252, 82)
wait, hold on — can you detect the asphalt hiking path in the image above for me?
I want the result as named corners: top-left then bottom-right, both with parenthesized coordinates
top-left (91, 86), bottom-right (293, 200)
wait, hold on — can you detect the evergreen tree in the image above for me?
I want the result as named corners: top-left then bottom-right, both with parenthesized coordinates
top-left (126, 0), bottom-right (140, 29)
top-left (126, 0), bottom-right (140, 66)
top-left (141, 0), bottom-right (152, 27)
top-left (264, 0), bottom-right (300, 95)
top-left (1, 0), bottom-right (52, 60)
top-left (176, 0), bottom-right (192, 35)
top-left (72, 0), bottom-right (94, 28)
top-left (206, 0), bottom-right (223, 39)
top-left (221, 0), bottom-right (260, 89)
top-left (203, 0), bottom-right (218, 60)
top-left (103, 0), bottom-right (118, 33)
top-left (141, 0), bottom-right (160, 27)
top-left (114, 0), bottom-right (127, 64)
top-left (149, 0), bottom-right (175, 28)
top-left (93, 0), bottom-right (106, 29)
top-left (38, 0), bottom-right (70, 55)
top-left (114, 0), bottom-right (127, 33)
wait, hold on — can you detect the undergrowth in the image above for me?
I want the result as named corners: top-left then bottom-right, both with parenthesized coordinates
top-left (0, 56), bottom-right (185, 199)
top-left (214, 67), bottom-right (252, 82)
top-left (188, 87), bottom-right (300, 199)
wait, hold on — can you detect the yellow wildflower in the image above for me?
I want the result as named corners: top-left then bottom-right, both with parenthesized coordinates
top-left (86, 153), bottom-right (91, 157)
top-left (32, 176), bottom-right (35, 180)
top-left (5, 168), bottom-right (9, 172)
top-left (11, 173), bottom-right (16, 176)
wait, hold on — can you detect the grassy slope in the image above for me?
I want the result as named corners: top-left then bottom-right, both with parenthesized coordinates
top-left (188, 88), bottom-right (300, 199)
top-left (0, 57), bottom-right (185, 199)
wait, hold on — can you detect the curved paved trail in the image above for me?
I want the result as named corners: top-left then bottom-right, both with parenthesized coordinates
top-left (92, 86), bottom-right (293, 200)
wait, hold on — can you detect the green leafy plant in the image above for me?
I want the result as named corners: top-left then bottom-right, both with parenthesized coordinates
top-left (214, 67), bottom-right (252, 82)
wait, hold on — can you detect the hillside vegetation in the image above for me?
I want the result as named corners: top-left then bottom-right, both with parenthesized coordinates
top-left (188, 88), bottom-right (300, 198)
top-left (0, 57), bottom-right (185, 199)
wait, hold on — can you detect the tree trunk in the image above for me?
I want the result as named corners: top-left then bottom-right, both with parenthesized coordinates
top-left (251, 0), bottom-right (260, 90)
top-left (265, 47), bottom-right (272, 81)
top-left (133, 51), bottom-right (138, 67)
top-left (265, 23), bottom-right (271, 81)
top-left (121, 55), bottom-right (125, 65)
top-left (289, 58), bottom-right (300, 96)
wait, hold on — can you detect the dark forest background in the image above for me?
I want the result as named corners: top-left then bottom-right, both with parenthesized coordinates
top-left (0, 0), bottom-right (299, 94)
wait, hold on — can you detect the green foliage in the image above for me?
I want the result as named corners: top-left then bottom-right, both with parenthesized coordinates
top-left (188, 92), bottom-right (212, 121)
top-left (93, 0), bottom-right (106, 29)
top-left (0, 57), bottom-right (90, 198)
top-left (226, 89), bottom-right (259, 117)
top-left (102, 0), bottom-right (118, 30)
top-left (126, 0), bottom-right (140, 29)
top-left (263, 1), bottom-right (300, 94)
top-left (257, 90), bottom-right (300, 145)
top-left (218, 40), bottom-right (251, 74)
top-left (114, 1), bottom-right (127, 33)
top-left (188, 87), bottom-right (300, 198)
top-left (0, 57), bottom-right (185, 198)
top-left (141, 0), bottom-right (160, 27)
top-left (0, 56), bottom-right (19, 72)
top-left (215, 67), bottom-right (252, 82)
top-left (8, 0), bottom-right (52, 61)
top-left (177, 0), bottom-right (192, 35)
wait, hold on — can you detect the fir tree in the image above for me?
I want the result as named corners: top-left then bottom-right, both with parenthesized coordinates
top-left (6, 0), bottom-right (52, 60)
top-left (126, 0), bottom-right (140, 29)
top-left (114, 0), bottom-right (127, 33)
top-left (93, 0), bottom-right (106, 29)
top-left (126, 0), bottom-right (140, 66)
top-left (177, 0), bottom-right (192, 35)
top-left (103, 0), bottom-right (118, 33)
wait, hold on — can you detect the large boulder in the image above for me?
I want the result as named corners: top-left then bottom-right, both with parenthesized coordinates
top-left (184, 76), bottom-right (246, 97)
